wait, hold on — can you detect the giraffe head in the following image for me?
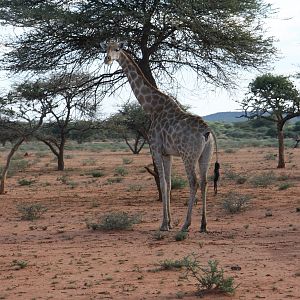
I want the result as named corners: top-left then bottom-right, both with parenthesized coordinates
top-left (102, 41), bottom-right (126, 65)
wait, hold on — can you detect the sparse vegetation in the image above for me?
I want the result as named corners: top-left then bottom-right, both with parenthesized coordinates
top-left (107, 177), bottom-right (123, 184)
top-left (114, 166), bottom-right (128, 176)
top-left (159, 256), bottom-right (196, 270)
top-left (175, 231), bottom-right (188, 241)
top-left (12, 260), bottom-right (28, 270)
top-left (171, 175), bottom-right (187, 189)
top-left (278, 182), bottom-right (294, 190)
top-left (122, 157), bottom-right (133, 165)
top-left (90, 170), bottom-right (105, 178)
top-left (86, 212), bottom-right (142, 231)
top-left (222, 192), bottom-right (251, 214)
top-left (17, 203), bottom-right (47, 220)
top-left (250, 171), bottom-right (276, 187)
top-left (184, 255), bottom-right (237, 296)
top-left (18, 178), bottom-right (35, 186)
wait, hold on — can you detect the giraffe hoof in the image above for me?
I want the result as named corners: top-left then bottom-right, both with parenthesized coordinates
top-left (200, 227), bottom-right (208, 233)
top-left (160, 224), bottom-right (170, 231)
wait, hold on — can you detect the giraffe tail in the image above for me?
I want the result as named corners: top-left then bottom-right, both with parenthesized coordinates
top-left (210, 131), bottom-right (220, 195)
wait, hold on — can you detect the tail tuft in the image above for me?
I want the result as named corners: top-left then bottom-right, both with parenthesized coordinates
top-left (213, 161), bottom-right (220, 195)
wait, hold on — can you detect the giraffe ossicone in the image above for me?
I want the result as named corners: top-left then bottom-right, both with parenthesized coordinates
top-left (103, 41), bottom-right (219, 232)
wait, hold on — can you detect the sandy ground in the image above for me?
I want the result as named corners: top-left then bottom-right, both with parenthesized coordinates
top-left (0, 146), bottom-right (299, 300)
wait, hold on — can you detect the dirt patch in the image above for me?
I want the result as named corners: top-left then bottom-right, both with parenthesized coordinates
top-left (0, 147), bottom-right (299, 299)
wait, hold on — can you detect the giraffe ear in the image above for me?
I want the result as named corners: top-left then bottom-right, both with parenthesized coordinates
top-left (99, 42), bottom-right (107, 53)
top-left (119, 41), bottom-right (127, 49)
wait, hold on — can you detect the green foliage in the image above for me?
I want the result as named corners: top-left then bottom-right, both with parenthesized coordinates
top-left (222, 192), bottom-right (251, 213)
top-left (107, 177), bottom-right (123, 184)
top-left (86, 212), bottom-right (142, 231)
top-left (171, 175), bottom-right (187, 190)
top-left (175, 231), bottom-right (188, 241)
top-left (122, 157), bottom-right (133, 165)
top-left (0, 0), bottom-right (276, 90)
top-left (159, 256), bottom-right (197, 270)
top-left (18, 178), bottom-right (34, 186)
top-left (278, 182), bottom-right (294, 190)
top-left (114, 166), bottom-right (128, 176)
top-left (184, 255), bottom-right (237, 296)
top-left (17, 203), bottom-right (47, 220)
top-left (250, 171), bottom-right (276, 187)
top-left (12, 260), bottom-right (28, 269)
top-left (90, 170), bottom-right (104, 178)
top-left (153, 231), bottom-right (166, 241)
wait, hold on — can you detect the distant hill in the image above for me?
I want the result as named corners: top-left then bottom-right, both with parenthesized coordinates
top-left (202, 111), bottom-right (246, 123)
top-left (202, 111), bottom-right (300, 123)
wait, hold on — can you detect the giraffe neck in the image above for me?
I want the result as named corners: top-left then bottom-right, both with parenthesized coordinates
top-left (117, 51), bottom-right (180, 115)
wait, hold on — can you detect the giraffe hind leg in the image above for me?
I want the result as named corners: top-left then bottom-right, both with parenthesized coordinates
top-left (198, 143), bottom-right (213, 232)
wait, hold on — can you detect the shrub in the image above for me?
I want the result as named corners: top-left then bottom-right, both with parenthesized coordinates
top-left (171, 176), bottom-right (187, 189)
top-left (160, 256), bottom-right (196, 270)
top-left (184, 255), bottom-right (237, 296)
top-left (175, 231), bottom-right (188, 241)
top-left (86, 212), bottom-right (141, 231)
top-left (250, 171), bottom-right (276, 187)
top-left (18, 178), bottom-right (34, 186)
top-left (107, 177), bottom-right (123, 184)
top-left (278, 183), bottom-right (294, 190)
top-left (12, 260), bottom-right (28, 269)
top-left (122, 157), bottom-right (133, 164)
top-left (17, 203), bottom-right (47, 220)
top-left (90, 170), bottom-right (105, 178)
top-left (222, 192), bottom-right (251, 214)
top-left (114, 166), bottom-right (128, 176)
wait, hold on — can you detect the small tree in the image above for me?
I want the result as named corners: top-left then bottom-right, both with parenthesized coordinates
top-left (10, 73), bottom-right (101, 171)
top-left (0, 96), bottom-right (47, 194)
top-left (241, 73), bottom-right (300, 168)
top-left (110, 101), bottom-right (150, 154)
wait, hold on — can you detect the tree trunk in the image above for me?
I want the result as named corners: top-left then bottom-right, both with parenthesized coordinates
top-left (0, 138), bottom-right (25, 195)
top-left (277, 127), bottom-right (285, 168)
top-left (57, 144), bottom-right (65, 171)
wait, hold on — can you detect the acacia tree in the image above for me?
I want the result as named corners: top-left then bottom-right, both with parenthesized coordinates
top-left (10, 73), bottom-right (100, 171)
top-left (241, 73), bottom-right (300, 168)
top-left (0, 95), bottom-right (48, 194)
top-left (0, 1), bottom-right (276, 90)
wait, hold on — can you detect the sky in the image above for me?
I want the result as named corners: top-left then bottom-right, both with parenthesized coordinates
top-left (1, 0), bottom-right (300, 117)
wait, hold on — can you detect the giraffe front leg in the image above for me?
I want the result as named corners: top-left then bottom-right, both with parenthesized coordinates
top-left (152, 152), bottom-right (170, 231)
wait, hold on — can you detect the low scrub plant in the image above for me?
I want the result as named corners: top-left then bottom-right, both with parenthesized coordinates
top-left (160, 256), bottom-right (197, 270)
top-left (86, 211), bottom-right (141, 231)
top-left (17, 203), bottom-right (47, 220)
top-left (250, 171), bottom-right (276, 187)
top-left (114, 166), bottom-right (128, 176)
top-left (175, 231), bottom-right (188, 241)
top-left (122, 157), bottom-right (133, 165)
top-left (107, 177), bottom-right (123, 184)
top-left (278, 182), bottom-right (294, 190)
top-left (184, 255), bottom-right (237, 296)
top-left (90, 170), bottom-right (105, 178)
top-left (171, 175), bottom-right (187, 189)
top-left (12, 259), bottom-right (28, 269)
top-left (18, 178), bottom-right (35, 186)
top-left (222, 192), bottom-right (251, 214)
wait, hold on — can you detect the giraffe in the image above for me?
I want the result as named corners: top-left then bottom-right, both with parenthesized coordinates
top-left (103, 41), bottom-right (218, 232)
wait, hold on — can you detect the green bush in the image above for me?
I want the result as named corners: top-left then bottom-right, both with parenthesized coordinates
top-left (184, 255), bottom-right (237, 296)
top-left (222, 192), bottom-right (251, 214)
top-left (18, 178), bottom-right (34, 186)
top-left (17, 203), bottom-right (47, 220)
top-left (171, 176), bottom-right (187, 189)
top-left (87, 212), bottom-right (141, 231)
top-left (175, 231), bottom-right (188, 241)
top-left (114, 166), bottom-right (128, 176)
top-left (250, 171), bottom-right (276, 187)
